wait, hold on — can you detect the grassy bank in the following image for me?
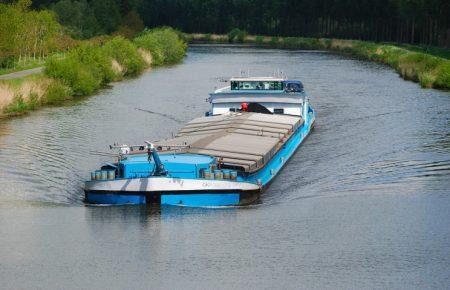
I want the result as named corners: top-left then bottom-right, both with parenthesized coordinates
top-left (0, 28), bottom-right (187, 117)
top-left (188, 32), bottom-right (450, 90)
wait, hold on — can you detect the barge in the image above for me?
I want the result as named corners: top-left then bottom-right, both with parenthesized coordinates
top-left (84, 77), bottom-right (315, 206)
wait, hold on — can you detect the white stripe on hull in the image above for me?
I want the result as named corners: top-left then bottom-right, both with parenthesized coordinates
top-left (85, 177), bottom-right (260, 193)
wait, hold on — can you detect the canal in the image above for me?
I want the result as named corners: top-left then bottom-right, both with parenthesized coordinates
top-left (1, 45), bottom-right (449, 289)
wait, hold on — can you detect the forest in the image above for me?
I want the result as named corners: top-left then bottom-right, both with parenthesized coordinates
top-left (1, 0), bottom-right (449, 64)
top-left (24, 0), bottom-right (450, 47)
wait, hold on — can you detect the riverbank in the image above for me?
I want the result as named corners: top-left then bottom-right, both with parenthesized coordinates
top-left (187, 33), bottom-right (450, 90)
top-left (0, 28), bottom-right (187, 118)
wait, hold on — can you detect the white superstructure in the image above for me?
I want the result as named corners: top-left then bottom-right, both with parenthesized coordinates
top-left (209, 77), bottom-right (306, 116)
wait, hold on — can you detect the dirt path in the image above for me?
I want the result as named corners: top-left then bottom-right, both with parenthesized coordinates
top-left (0, 67), bottom-right (43, 80)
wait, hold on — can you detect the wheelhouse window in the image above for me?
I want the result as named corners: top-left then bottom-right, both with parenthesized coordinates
top-left (273, 108), bottom-right (284, 114)
top-left (231, 81), bottom-right (284, 91)
top-left (284, 82), bottom-right (304, 92)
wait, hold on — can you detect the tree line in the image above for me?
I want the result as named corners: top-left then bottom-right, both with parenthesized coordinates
top-left (138, 0), bottom-right (449, 47)
top-left (32, 0), bottom-right (449, 47)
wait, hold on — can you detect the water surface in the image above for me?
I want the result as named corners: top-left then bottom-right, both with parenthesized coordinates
top-left (0, 45), bottom-right (449, 289)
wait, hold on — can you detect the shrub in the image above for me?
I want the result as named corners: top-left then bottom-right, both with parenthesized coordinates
top-left (45, 54), bottom-right (99, 95)
top-left (27, 91), bottom-right (40, 110)
top-left (434, 62), bottom-right (450, 89)
top-left (418, 72), bottom-right (435, 88)
top-left (204, 33), bottom-right (212, 41)
top-left (45, 44), bottom-right (114, 95)
top-left (3, 94), bottom-right (28, 114)
top-left (103, 36), bottom-right (145, 76)
top-left (228, 28), bottom-right (241, 43)
top-left (227, 28), bottom-right (248, 43)
top-left (255, 35), bottom-right (264, 45)
top-left (43, 80), bottom-right (72, 104)
top-left (269, 36), bottom-right (279, 47)
top-left (74, 44), bottom-right (116, 83)
top-left (134, 28), bottom-right (187, 66)
top-left (376, 46), bottom-right (406, 68)
top-left (398, 52), bottom-right (441, 82)
top-left (281, 37), bottom-right (324, 50)
top-left (236, 30), bottom-right (248, 43)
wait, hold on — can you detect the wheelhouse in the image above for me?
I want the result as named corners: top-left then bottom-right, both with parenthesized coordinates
top-left (209, 77), bottom-right (306, 116)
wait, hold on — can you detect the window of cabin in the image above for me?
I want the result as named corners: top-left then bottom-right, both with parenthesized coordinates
top-left (285, 82), bottom-right (303, 92)
top-left (230, 81), bottom-right (284, 91)
top-left (274, 108), bottom-right (284, 114)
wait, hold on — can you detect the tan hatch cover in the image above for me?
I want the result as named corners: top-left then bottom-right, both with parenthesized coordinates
top-left (156, 112), bottom-right (303, 172)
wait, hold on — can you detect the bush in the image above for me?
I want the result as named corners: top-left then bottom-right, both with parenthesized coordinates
top-left (418, 72), bottom-right (435, 88)
top-left (134, 28), bottom-right (187, 65)
top-left (3, 92), bottom-right (41, 114)
top-left (45, 54), bottom-right (99, 95)
top-left (3, 94), bottom-right (28, 114)
top-left (255, 35), bottom-right (264, 45)
top-left (45, 44), bottom-right (114, 95)
top-left (103, 36), bottom-right (145, 76)
top-left (269, 36), bottom-right (279, 47)
top-left (27, 92), bottom-right (41, 110)
top-left (236, 30), bottom-right (248, 43)
top-left (227, 28), bottom-right (248, 43)
top-left (228, 28), bottom-right (241, 43)
top-left (398, 52), bottom-right (441, 82)
top-left (43, 80), bottom-right (72, 104)
top-left (375, 45), bottom-right (406, 68)
top-left (281, 37), bottom-right (324, 50)
top-left (434, 62), bottom-right (450, 89)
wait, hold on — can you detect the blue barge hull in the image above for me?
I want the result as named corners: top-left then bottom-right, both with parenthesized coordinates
top-left (84, 108), bottom-right (315, 207)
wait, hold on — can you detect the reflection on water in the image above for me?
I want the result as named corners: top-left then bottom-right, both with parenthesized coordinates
top-left (0, 45), bottom-right (449, 289)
